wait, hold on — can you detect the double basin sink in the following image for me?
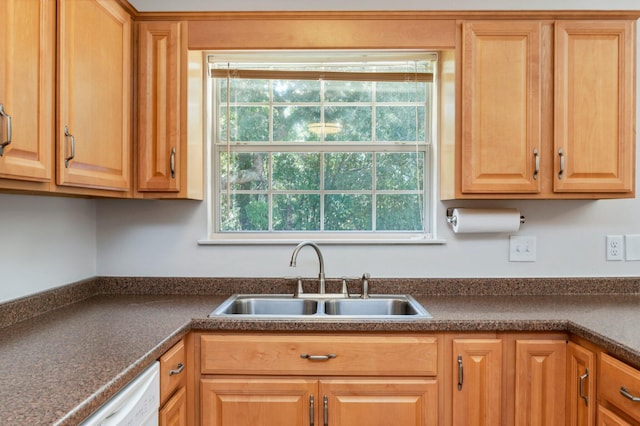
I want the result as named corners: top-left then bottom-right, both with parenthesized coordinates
top-left (209, 294), bottom-right (431, 319)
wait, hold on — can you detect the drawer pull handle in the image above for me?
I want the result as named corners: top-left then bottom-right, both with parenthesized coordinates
top-left (533, 148), bottom-right (539, 180)
top-left (309, 395), bottom-right (314, 426)
top-left (323, 395), bottom-right (329, 426)
top-left (457, 355), bottom-right (463, 391)
top-left (558, 148), bottom-right (565, 179)
top-left (169, 362), bottom-right (184, 376)
top-left (170, 147), bottom-right (176, 179)
top-left (300, 353), bottom-right (336, 361)
top-left (579, 369), bottom-right (589, 406)
top-left (64, 126), bottom-right (75, 167)
top-left (620, 387), bottom-right (640, 402)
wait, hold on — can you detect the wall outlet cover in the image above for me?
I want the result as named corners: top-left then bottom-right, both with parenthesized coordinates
top-left (509, 236), bottom-right (536, 262)
top-left (625, 235), bottom-right (640, 261)
top-left (606, 235), bottom-right (624, 261)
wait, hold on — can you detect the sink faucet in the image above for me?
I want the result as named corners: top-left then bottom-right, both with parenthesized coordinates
top-left (290, 241), bottom-right (326, 294)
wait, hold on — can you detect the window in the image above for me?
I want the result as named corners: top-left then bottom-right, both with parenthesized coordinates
top-left (207, 52), bottom-right (437, 243)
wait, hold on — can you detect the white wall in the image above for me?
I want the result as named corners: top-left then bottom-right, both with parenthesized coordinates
top-left (96, 0), bottom-right (640, 280)
top-left (0, 194), bottom-right (96, 302)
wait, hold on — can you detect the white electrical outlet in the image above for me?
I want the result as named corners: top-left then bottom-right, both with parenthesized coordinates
top-left (509, 236), bottom-right (536, 262)
top-left (606, 235), bottom-right (624, 261)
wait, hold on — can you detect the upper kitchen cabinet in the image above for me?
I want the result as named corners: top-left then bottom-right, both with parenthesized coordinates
top-left (136, 21), bottom-right (203, 199)
top-left (0, 0), bottom-right (55, 190)
top-left (554, 20), bottom-right (635, 194)
top-left (442, 18), bottom-right (636, 199)
top-left (460, 21), bottom-right (542, 195)
top-left (56, 0), bottom-right (132, 193)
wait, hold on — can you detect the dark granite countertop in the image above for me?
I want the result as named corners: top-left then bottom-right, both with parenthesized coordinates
top-left (2, 277), bottom-right (640, 425)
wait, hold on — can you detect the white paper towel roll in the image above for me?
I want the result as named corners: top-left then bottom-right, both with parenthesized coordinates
top-left (451, 208), bottom-right (522, 233)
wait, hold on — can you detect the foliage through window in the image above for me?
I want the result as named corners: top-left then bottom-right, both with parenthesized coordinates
top-left (209, 52), bottom-right (436, 241)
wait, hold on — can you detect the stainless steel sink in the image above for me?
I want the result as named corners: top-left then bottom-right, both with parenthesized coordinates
top-left (209, 294), bottom-right (431, 319)
top-left (324, 296), bottom-right (428, 316)
top-left (211, 295), bottom-right (318, 316)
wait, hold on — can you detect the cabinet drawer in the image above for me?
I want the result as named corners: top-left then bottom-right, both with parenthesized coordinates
top-left (200, 334), bottom-right (438, 376)
top-left (599, 353), bottom-right (640, 422)
top-left (160, 339), bottom-right (186, 404)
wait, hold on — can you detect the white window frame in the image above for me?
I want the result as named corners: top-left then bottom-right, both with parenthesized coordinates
top-left (201, 51), bottom-right (441, 245)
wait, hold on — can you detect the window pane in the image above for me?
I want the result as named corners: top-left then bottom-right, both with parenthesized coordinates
top-left (376, 194), bottom-right (423, 231)
top-left (219, 152), bottom-right (269, 190)
top-left (325, 80), bottom-right (372, 102)
top-left (273, 106), bottom-right (321, 141)
top-left (376, 81), bottom-right (426, 103)
top-left (376, 106), bottom-right (425, 141)
top-left (272, 153), bottom-right (320, 190)
top-left (273, 80), bottom-right (321, 102)
top-left (220, 194), bottom-right (269, 231)
top-left (220, 78), bottom-right (270, 103)
top-left (325, 194), bottom-right (372, 231)
top-left (376, 152), bottom-right (424, 190)
top-left (324, 152), bottom-right (372, 190)
top-left (324, 106), bottom-right (372, 142)
top-left (273, 194), bottom-right (320, 231)
top-left (220, 106), bottom-right (269, 142)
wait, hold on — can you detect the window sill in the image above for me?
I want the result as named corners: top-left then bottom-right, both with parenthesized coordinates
top-left (198, 236), bottom-right (446, 245)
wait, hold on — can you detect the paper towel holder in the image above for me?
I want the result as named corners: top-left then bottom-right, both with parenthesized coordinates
top-left (445, 207), bottom-right (525, 227)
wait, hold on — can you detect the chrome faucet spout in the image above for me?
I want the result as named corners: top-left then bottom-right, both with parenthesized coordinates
top-left (290, 241), bottom-right (326, 294)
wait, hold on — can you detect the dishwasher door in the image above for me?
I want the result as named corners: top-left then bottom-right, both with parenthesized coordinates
top-left (81, 361), bottom-right (160, 426)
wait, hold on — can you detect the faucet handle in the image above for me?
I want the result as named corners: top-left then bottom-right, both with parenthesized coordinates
top-left (361, 273), bottom-right (370, 299)
top-left (293, 276), bottom-right (304, 298)
top-left (341, 277), bottom-right (349, 298)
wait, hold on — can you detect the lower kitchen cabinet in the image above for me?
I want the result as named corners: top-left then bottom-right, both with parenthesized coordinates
top-left (598, 352), bottom-right (640, 425)
top-left (159, 338), bottom-right (188, 426)
top-left (200, 378), bottom-right (437, 426)
top-left (197, 333), bottom-right (439, 426)
top-left (567, 341), bottom-right (596, 426)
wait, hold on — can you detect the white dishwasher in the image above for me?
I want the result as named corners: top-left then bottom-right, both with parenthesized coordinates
top-left (81, 361), bottom-right (160, 426)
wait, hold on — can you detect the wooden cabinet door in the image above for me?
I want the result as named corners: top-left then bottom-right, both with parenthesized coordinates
top-left (452, 339), bottom-right (503, 426)
top-left (160, 386), bottom-right (187, 426)
top-left (57, 0), bottom-right (131, 191)
top-left (461, 21), bottom-right (542, 194)
top-left (514, 340), bottom-right (566, 425)
top-left (137, 21), bottom-right (186, 193)
top-left (567, 342), bottom-right (596, 426)
top-left (320, 379), bottom-right (438, 426)
top-left (0, 0), bottom-right (54, 182)
top-left (200, 378), bottom-right (316, 426)
top-left (554, 20), bottom-right (635, 194)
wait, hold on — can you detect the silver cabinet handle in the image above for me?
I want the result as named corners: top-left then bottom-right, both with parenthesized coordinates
top-left (169, 362), bottom-right (184, 376)
top-left (64, 126), bottom-right (75, 168)
top-left (620, 387), bottom-right (640, 402)
top-left (323, 395), bottom-right (328, 426)
top-left (0, 104), bottom-right (12, 156)
top-left (457, 355), bottom-right (463, 391)
top-left (170, 147), bottom-right (176, 179)
top-left (558, 148), bottom-right (565, 179)
top-left (309, 395), bottom-right (315, 426)
top-left (533, 148), bottom-right (540, 180)
top-left (579, 369), bottom-right (589, 406)
top-left (300, 353), bottom-right (336, 361)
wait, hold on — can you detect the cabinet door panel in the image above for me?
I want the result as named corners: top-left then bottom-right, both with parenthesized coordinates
top-left (0, 0), bottom-right (53, 183)
top-left (452, 339), bottom-right (502, 426)
top-left (515, 340), bottom-right (566, 425)
top-left (160, 386), bottom-right (187, 426)
top-left (554, 20), bottom-right (635, 193)
top-left (567, 342), bottom-right (595, 426)
top-left (57, 0), bottom-right (131, 191)
top-left (321, 379), bottom-right (438, 426)
top-left (201, 378), bottom-right (316, 426)
top-left (597, 405), bottom-right (633, 426)
top-left (461, 21), bottom-right (542, 193)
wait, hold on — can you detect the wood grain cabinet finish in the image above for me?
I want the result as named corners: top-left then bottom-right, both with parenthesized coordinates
top-left (159, 339), bottom-right (187, 426)
top-left (599, 353), bottom-right (640, 424)
top-left (460, 21), bottom-right (542, 194)
top-left (567, 341), bottom-right (596, 426)
top-left (597, 405), bottom-right (634, 426)
top-left (198, 333), bottom-right (439, 426)
top-left (554, 20), bottom-right (635, 194)
top-left (446, 19), bottom-right (636, 199)
top-left (451, 338), bottom-right (503, 426)
top-left (0, 0), bottom-right (54, 187)
top-left (56, 0), bottom-right (131, 192)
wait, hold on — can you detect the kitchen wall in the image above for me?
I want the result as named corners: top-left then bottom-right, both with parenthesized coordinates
top-left (1, 0), bottom-right (639, 304)
top-left (0, 194), bottom-right (96, 302)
